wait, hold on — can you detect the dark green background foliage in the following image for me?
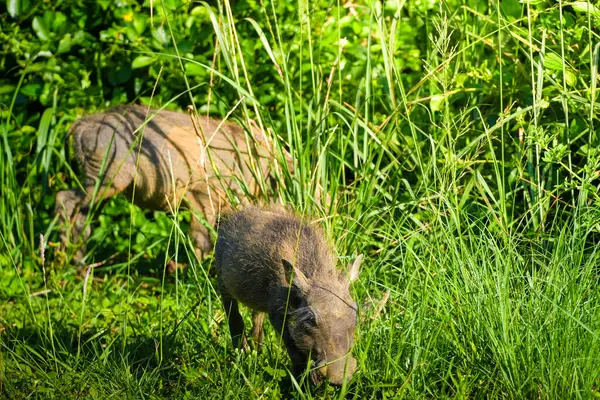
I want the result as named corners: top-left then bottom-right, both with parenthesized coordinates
top-left (1, 0), bottom-right (600, 398)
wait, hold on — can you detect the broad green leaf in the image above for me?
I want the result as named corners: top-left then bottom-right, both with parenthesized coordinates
top-left (125, 26), bottom-right (139, 42)
top-left (32, 16), bottom-right (50, 41)
top-left (132, 55), bottom-right (156, 69)
top-left (565, 70), bottom-right (577, 87)
top-left (186, 63), bottom-right (206, 77)
top-left (7, 0), bottom-right (19, 18)
top-left (35, 50), bottom-right (52, 58)
top-left (133, 14), bottom-right (146, 35)
top-left (501, 0), bottom-right (521, 19)
top-left (50, 11), bottom-right (67, 32)
top-left (20, 83), bottom-right (42, 97)
top-left (384, 0), bottom-right (407, 11)
top-left (570, 2), bottom-right (600, 17)
top-left (430, 94), bottom-right (445, 112)
top-left (0, 85), bottom-right (16, 95)
top-left (152, 26), bottom-right (168, 46)
top-left (57, 33), bottom-right (73, 54)
top-left (544, 53), bottom-right (564, 71)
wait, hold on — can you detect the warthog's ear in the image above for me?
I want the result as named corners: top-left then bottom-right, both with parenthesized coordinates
top-left (346, 254), bottom-right (363, 283)
top-left (282, 259), bottom-right (310, 292)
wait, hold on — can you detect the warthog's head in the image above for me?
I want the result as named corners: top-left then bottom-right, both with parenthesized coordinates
top-left (282, 255), bottom-right (362, 385)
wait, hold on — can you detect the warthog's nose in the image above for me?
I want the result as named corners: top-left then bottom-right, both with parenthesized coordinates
top-left (324, 356), bottom-right (357, 386)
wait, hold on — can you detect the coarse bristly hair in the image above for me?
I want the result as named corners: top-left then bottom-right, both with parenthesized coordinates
top-left (216, 205), bottom-right (361, 385)
top-left (217, 205), bottom-right (338, 279)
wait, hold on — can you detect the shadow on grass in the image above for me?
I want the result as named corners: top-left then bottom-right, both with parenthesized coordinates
top-left (0, 312), bottom-right (320, 398)
top-left (0, 296), bottom-right (243, 397)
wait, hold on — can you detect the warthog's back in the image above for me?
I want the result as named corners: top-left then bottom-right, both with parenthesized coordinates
top-left (71, 105), bottom-right (277, 209)
top-left (215, 207), bottom-right (336, 311)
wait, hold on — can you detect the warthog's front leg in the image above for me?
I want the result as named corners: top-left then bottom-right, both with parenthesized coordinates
top-left (55, 188), bottom-right (92, 264)
top-left (250, 311), bottom-right (266, 350)
top-left (221, 293), bottom-right (248, 351)
top-left (186, 192), bottom-right (218, 260)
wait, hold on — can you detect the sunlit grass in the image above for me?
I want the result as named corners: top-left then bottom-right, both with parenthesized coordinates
top-left (1, 0), bottom-right (600, 398)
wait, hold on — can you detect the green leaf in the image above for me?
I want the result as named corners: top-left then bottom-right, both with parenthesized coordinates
top-left (185, 62), bottom-right (206, 77)
top-left (132, 55), bottom-right (156, 69)
top-left (35, 50), bottom-right (52, 58)
top-left (7, 0), bottom-right (20, 18)
top-left (24, 63), bottom-right (60, 74)
top-left (80, 70), bottom-right (91, 89)
top-left (565, 70), bottom-right (577, 87)
top-left (125, 26), bottom-right (139, 42)
top-left (430, 94), bottom-right (445, 112)
top-left (36, 107), bottom-right (54, 157)
top-left (21, 83), bottom-right (42, 97)
top-left (544, 53), bottom-right (564, 71)
top-left (570, 2), bottom-right (600, 18)
top-left (32, 16), bottom-right (50, 41)
top-left (133, 14), bottom-right (147, 35)
top-left (501, 0), bottom-right (521, 19)
top-left (152, 26), bottom-right (168, 47)
top-left (264, 366), bottom-right (287, 379)
top-left (97, 0), bottom-right (110, 10)
top-left (57, 33), bottom-right (73, 54)
top-left (50, 11), bottom-right (67, 32)
top-left (0, 85), bottom-right (16, 95)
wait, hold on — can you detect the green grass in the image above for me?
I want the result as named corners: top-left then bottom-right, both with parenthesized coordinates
top-left (2, 0), bottom-right (600, 398)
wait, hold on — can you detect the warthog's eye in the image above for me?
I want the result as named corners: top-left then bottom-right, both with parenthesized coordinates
top-left (296, 307), bottom-right (317, 329)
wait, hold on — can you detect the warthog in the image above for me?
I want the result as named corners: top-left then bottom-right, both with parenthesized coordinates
top-left (215, 207), bottom-right (362, 385)
top-left (55, 104), bottom-right (286, 262)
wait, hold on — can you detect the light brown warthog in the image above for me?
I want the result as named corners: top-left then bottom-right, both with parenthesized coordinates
top-left (215, 207), bottom-right (362, 385)
top-left (55, 104), bottom-right (287, 262)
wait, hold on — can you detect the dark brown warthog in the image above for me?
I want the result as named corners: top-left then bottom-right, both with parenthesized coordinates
top-left (215, 207), bottom-right (362, 385)
top-left (55, 104), bottom-right (286, 262)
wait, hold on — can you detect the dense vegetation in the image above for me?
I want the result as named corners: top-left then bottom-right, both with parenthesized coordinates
top-left (1, 0), bottom-right (599, 398)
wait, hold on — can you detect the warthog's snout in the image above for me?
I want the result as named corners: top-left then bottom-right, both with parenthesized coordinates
top-left (315, 354), bottom-right (357, 386)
